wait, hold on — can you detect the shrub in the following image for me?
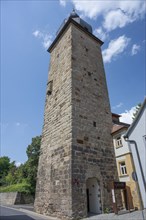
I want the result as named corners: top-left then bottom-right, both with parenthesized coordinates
top-left (103, 207), bottom-right (111, 214)
top-left (0, 182), bottom-right (31, 194)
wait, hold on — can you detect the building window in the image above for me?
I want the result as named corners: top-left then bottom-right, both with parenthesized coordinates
top-left (47, 80), bottom-right (53, 95)
top-left (119, 161), bottom-right (127, 175)
top-left (93, 121), bottom-right (96, 127)
top-left (116, 136), bottom-right (122, 148)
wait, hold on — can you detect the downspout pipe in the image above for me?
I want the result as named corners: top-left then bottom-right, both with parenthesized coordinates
top-left (124, 137), bottom-right (146, 193)
top-left (124, 137), bottom-right (145, 220)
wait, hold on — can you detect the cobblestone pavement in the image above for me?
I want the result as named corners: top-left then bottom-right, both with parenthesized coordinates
top-left (82, 210), bottom-right (146, 220)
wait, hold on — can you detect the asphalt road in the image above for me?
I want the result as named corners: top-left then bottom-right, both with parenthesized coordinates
top-left (0, 205), bottom-right (145, 220)
top-left (0, 205), bottom-right (57, 220)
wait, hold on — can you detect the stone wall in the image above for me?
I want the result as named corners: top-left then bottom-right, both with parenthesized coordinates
top-left (71, 24), bottom-right (118, 219)
top-left (34, 24), bottom-right (73, 219)
top-left (34, 21), bottom-right (120, 220)
top-left (0, 192), bottom-right (34, 205)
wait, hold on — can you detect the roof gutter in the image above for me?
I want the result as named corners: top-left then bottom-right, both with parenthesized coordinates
top-left (124, 136), bottom-right (145, 214)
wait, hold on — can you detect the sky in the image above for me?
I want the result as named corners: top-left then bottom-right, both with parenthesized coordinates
top-left (1, 0), bottom-right (146, 165)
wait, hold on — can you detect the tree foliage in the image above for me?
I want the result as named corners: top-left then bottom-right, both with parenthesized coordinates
top-left (0, 156), bottom-right (10, 177)
top-left (0, 135), bottom-right (41, 195)
top-left (0, 156), bottom-right (11, 185)
top-left (25, 135), bottom-right (41, 194)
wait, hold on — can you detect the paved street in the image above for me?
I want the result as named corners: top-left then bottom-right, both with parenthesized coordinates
top-left (82, 210), bottom-right (146, 220)
top-left (0, 205), bottom-right (57, 220)
top-left (0, 205), bottom-right (146, 220)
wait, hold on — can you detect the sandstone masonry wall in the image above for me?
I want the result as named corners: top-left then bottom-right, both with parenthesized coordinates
top-left (71, 24), bottom-right (118, 219)
top-left (34, 25), bottom-right (73, 219)
top-left (34, 22), bottom-right (119, 220)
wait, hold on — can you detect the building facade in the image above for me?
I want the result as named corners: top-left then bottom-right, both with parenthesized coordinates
top-left (124, 98), bottom-right (146, 209)
top-left (34, 11), bottom-right (119, 219)
top-left (112, 113), bottom-right (141, 210)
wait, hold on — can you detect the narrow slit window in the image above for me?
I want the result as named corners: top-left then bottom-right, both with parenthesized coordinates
top-left (93, 121), bottom-right (96, 127)
top-left (47, 80), bottom-right (53, 95)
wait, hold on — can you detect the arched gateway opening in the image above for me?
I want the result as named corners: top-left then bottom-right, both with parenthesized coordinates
top-left (86, 178), bottom-right (101, 214)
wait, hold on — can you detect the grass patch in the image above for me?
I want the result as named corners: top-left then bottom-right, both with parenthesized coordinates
top-left (0, 183), bottom-right (31, 194)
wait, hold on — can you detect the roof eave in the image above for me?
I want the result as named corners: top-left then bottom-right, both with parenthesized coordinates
top-left (111, 126), bottom-right (129, 135)
top-left (48, 18), bottom-right (104, 53)
top-left (112, 113), bottom-right (121, 118)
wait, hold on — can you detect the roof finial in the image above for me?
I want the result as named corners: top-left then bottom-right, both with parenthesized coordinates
top-left (70, 7), bottom-right (79, 18)
top-left (72, 7), bottom-right (75, 13)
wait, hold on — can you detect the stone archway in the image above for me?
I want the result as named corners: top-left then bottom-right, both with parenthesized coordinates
top-left (86, 177), bottom-right (101, 214)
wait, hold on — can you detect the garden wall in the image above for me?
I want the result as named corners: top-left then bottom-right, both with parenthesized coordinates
top-left (0, 192), bottom-right (34, 205)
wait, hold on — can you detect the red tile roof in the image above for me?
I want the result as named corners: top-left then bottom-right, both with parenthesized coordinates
top-left (111, 124), bottom-right (129, 135)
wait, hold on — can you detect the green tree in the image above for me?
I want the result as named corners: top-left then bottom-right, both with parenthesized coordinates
top-left (5, 161), bottom-right (17, 185)
top-left (0, 135), bottom-right (41, 194)
top-left (0, 157), bottom-right (18, 186)
top-left (14, 164), bottom-right (27, 184)
top-left (132, 103), bottom-right (142, 120)
top-left (25, 135), bottom-right (41, 194)
top-left (0, 156), bottom-right (11, 185)
top-left (5, 172), bottom-right (15, 185)
top-left (0, 156), bottom-right (10, 176)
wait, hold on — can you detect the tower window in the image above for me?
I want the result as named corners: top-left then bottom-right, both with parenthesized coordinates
top-left (47, 80), bottom-right (53, 95)
top-left (93, 121), bottom-right (96, 127)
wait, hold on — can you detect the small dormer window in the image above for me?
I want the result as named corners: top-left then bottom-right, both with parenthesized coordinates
top-left (47, 80), bottom-right (53, 95)
top-left (93, 121), bottom-right (96, 127)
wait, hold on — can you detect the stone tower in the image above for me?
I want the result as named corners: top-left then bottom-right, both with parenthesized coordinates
top-left (34, 11), bottom-right (118, 220)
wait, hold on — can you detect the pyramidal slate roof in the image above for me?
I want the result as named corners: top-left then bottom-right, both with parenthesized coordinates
top-left (48, 10), bottom-right (103, 52)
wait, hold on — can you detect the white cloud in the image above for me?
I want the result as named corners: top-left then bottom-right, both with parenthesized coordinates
top-left (120, 106), bottom-right (137, 124)
top-left (72, 0), bottom-right (145, 19)
top-left (102, 35), bottom-right (130, 63)
top-left (94, 27), bottom-right (108, 41)
top-left (71, 0), bottom-right (145, 31)
top-left (15, 161), bottom-right (22, 167)
top-left (119, 1), bottom-right (145, 20)
top-left (131, 44), bottom-right (140, 56)
top-left (103, 9), bottom-right (133, 31)
top-left (72, 0), bottom-right (112, 19)
top-left (32, 30), bottom-right (52, 49)
top-left (59, 0), bottom-right (67, 7)
top-left (112, 102), bottom-right (123, 110)
top-left (42, 35), bottom-right (52, 49)
top-left (32, 30), bottom-right (42, 38)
